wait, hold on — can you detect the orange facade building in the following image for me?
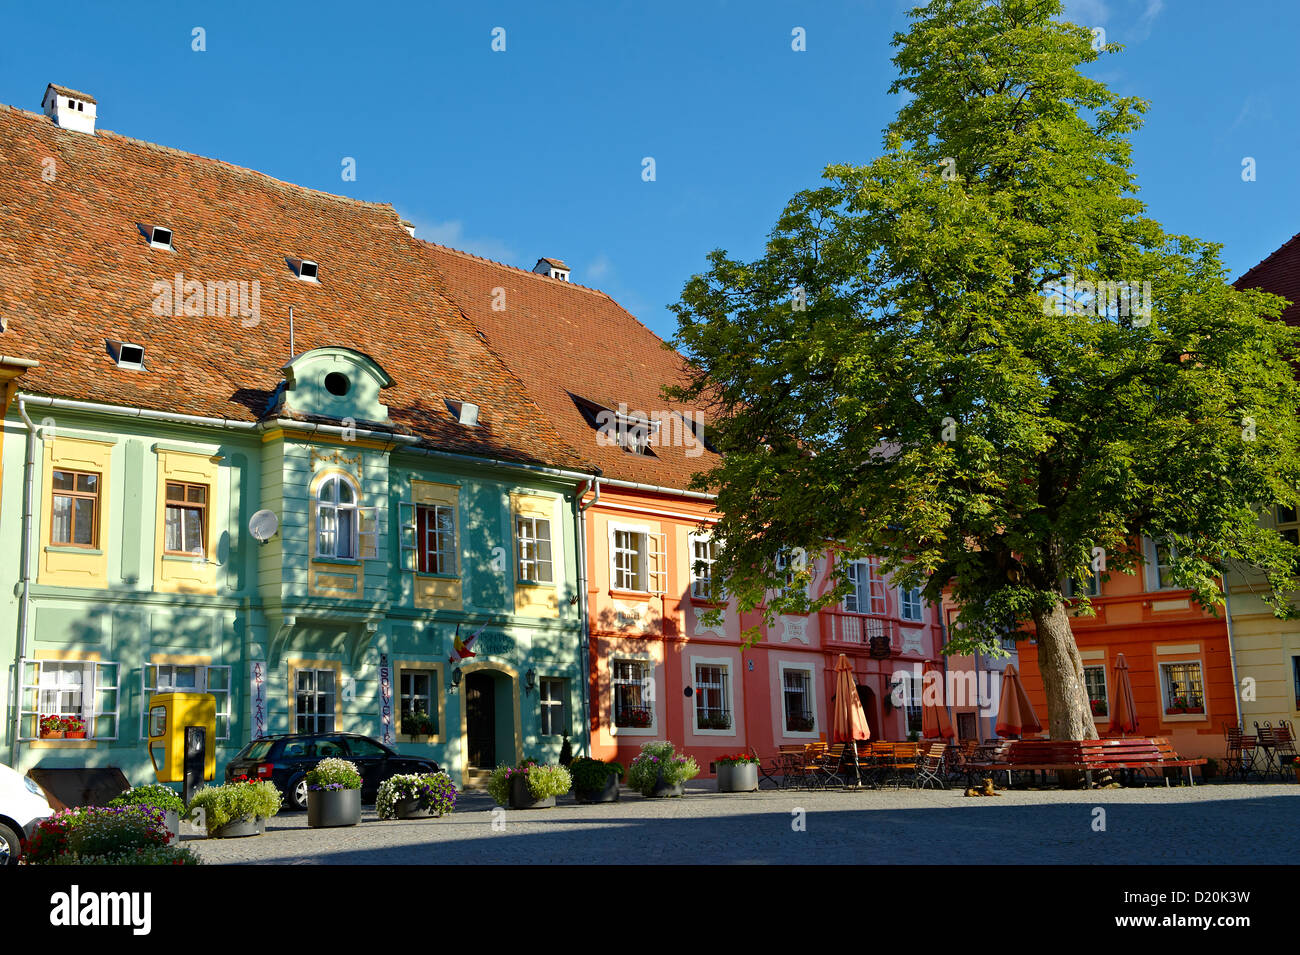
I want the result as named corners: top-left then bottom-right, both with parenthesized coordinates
top-left (1014, 547), bottom-right (1238, 758)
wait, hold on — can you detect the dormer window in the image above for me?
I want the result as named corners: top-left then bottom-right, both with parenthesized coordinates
top-left (106, 340), bottom-right (146, 370)
top-left (149, 226), bottom-right (173, 250)
top-left (288, 258), bottom-right (319, 282)
top-left (445, 399), bottom-right (480, 427)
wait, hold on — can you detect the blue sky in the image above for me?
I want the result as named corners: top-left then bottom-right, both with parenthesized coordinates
top-left (2, 0), bottom-right (1297, 340)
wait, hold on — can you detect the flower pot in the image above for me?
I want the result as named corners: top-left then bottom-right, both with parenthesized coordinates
top-left (1185, 707), bottom-right (1204, 715)
top-left (307, 787), bottom-right (362, 828)
top-left (64, 731), bottom-right (87, 739)
top-left (211, 815), bottom-right (265, 838)
top-left (393, 797), bottom-right (437, 819)
top-left (1166, 708), bottom-right (1185, 716)
top-left (574, 772), bottom-right (620, 804)
top-left (647, 769), bottom-right (685, 798)
top-left (716, 762), bottom-right (759, 793)
top-left (509, 773), bottom-right (555, 809)
top-left (163, 809), bottom-right (180, 845)
top-left (39, 729), bottom-right (64, 739)
top-left (1292, 764), bottom-right (1300, 784)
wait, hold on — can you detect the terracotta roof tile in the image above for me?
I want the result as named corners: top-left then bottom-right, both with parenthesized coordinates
top-left (0, 104), bottom-right (590, 472)
top-left (417, 240), bottom-right (720, 492)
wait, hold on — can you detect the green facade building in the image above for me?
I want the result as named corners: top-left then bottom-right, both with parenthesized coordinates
top-left (0, 88), bottom-right (596, 789)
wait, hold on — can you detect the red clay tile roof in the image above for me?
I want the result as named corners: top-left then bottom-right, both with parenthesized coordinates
top-left (1236, 230), bottom-right (1300, 324)
top-left (0, 103), bottom-right (589, 472)
top-left (417, 241), bottom-right (720, 492)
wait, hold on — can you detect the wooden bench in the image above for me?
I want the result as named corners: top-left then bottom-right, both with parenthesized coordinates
top-left (970, 738), bottom-right (1172, 788)
top-left (1152, 737), bottom-right (1207, 786)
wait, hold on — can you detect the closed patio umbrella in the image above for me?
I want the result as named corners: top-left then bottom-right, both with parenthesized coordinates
top-left (1110, 653), bottom-right (1138, 737)
top-left (921, 659), bottom-right (955, 741)
top-left (994, 664), bottom-right (1043, 738)
top-left (831, 653), bottom-right (870, 785)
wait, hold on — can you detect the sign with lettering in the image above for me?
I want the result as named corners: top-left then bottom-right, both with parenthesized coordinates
top-left (474, 632), bottom-right (516, 657)
top-left (378, 653), bottom-right (394, 746)
top-left (249, 661), bottom-right (267, 739)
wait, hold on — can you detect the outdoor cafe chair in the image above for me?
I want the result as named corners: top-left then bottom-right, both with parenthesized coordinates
top-left (1254, 721), bottom-right (1287, 778)
top-left (751, 746), bottom-right (783, 790)
top-left (1223, 723), bottom-right (1258, 780)
top-left (913, 742), bottom-right (949, 790)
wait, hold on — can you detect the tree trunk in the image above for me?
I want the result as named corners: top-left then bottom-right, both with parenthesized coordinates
top-left (1029, 600), bottom-right (1099, 741)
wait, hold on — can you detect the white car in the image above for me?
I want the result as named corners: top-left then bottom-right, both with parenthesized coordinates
top-left (0, 762), bottom-right (53, 865)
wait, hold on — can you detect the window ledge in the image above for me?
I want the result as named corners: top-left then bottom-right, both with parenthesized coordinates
top-left (317, 556), bottom-right (362, 566)
top-left (517, 580), bottom-right (555, 589)
top-left (690, 597), bottom-right (726, 609)
top-left (414, 572), bottom-right (461, 581)
top-left (44, 545), bottom-right (103, 555)
top-left (610, 589), bottom-right (653, 602)
top-left (29, 739), bottom-right (99, 749)
top-left (162, 553), bottom-right (208, 563)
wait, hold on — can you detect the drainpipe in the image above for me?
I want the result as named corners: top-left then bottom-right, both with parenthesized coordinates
top-left (1221, 569), bottom-right (1244, 729)
top-left (10, 396), bottom-right (40, 766)
top-left (575, 478), bottom-right (601, 757)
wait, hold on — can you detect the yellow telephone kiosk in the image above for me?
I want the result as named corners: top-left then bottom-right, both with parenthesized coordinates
top-left (148, 693), bottom-right (216, 801)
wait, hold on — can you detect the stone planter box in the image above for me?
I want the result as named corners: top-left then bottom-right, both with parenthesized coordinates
top-left (308, 788), bottom-right (362, 828)
top-left (509, 774), bottom-right (555, 809)
top-left (574, 772), bottom-right (620, 804)
top-left (211, 815), bottom-right (266, 839)
top-left (393, 797), bottom-right (439, 819)
top-left (716, 762), bottom-right (758, 793)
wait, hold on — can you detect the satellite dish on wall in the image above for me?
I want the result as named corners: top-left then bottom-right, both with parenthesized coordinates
top-left (249, 509), bottom-right (280, 543)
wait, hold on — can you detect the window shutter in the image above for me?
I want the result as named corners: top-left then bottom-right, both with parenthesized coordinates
top-left (18, 659), bottom-right (39, 740)
top-left (139, 664), bottom-right (157, 740)
top-left (649, 532), bottom-right (668, 595)
top-left (398, 501), bottom-right (417, 571)
top-left (94, 662), bottom-right (119, 741)
top-left (358, 506), bottom-right (381, 559)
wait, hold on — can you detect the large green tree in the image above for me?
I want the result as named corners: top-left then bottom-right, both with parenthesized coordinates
top-left (670, 0), bottom-right (1300, 740)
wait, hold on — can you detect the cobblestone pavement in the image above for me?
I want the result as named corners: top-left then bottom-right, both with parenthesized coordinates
top-left (189, 782), bottom-right (1299, 865)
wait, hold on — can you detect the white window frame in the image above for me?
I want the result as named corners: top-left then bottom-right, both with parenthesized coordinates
top-left (610, 656), bottom-right (656, 736)
top-left (1143, 536), bottom-right (1179, 591)
top-left (398, 668), bottom-right (439, 737)
top-left (20, 659), bottom-right (119, 740)
top-left (418, 503), bottom-right (457, 575)
top-left (898, 584), bottom-right (924, 621)
top-left (1064, 570), bottom-right (1102, 598)
top-left (779, 662), bottom-right (818, 739)
top-left (609, 522), bottom-right (666, 595)
top-left (515, 515), bottom-right (554, 584)
top-left (689, 532), bottom-right (718, 600)
top-left (898, 671), bottom-right (923, 735)
top-left (539, 677), bottom-right (565, 736)
top-left (1083, 664), bottom-right (1109, 723)
top-left (139, 663), bottom-right (232, 740)
top-left (691, 657), bottom-right (735, 736)
top-left (316, 474), bottom-right (362, 560)
top-left (844, 559), bottom-right (886, 615)
top-left (1158, 658), bottom-right (1207, 720)
top-left (295, 667), bottom-right (337, 734)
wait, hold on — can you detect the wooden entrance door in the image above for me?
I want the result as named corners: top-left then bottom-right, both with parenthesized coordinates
top-left (466, 671), bottom-right (496, 769)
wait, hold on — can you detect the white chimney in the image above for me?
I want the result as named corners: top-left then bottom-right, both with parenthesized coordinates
top-left (42, 84), bottom-right (97, 134)
top-left (533, 257), bottom-right (570, 282)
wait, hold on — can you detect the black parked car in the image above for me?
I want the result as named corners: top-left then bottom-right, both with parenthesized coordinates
top-left (225, 733), bottom-right (441, 811)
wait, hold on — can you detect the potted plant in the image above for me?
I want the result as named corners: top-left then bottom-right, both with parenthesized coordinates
top-left (714, 753), bottom-right (760, 792)
top-left (569, 757), bottom-right (623, 803)
top-left (187, 777), bottom-right (282, 838)
top-left (786, 714), bottom-right (815, 733)
top-left (628, 741), bottom-right (700, 798)
top-left (305, 757), bottom-right (363, 828)
top-left (1089, 699), bottom-right (1107, 718)
top-left (488, 760), bottom-right (572, 809)
top-left (61, 714), bottom-right (88, 739)
top-left (39, 714), bottom-right (64, 739)
top-left (23, 805), bottom-right (199, 865)
top-left (401, 708), bottom-right (435, 736)
top-left (108, 783), bottom-right (186, 844)
top-left (376, 771), bottom-right (458, 819)
top-left (1166, 696), bottom-right (1187, 716)
top-left (1184, 702), bottom-right (1205, 715)
top-left (698, 713), bottom-right (733, 730)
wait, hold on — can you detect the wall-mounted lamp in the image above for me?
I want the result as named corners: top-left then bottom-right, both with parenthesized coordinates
top-left (525, 668), bottom-right (537, 694)
top-left (447, 667), bottom-right (463, 694)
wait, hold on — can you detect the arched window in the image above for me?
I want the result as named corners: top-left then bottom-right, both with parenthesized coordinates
top-left (317, 474), bottom-right (358, 559)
